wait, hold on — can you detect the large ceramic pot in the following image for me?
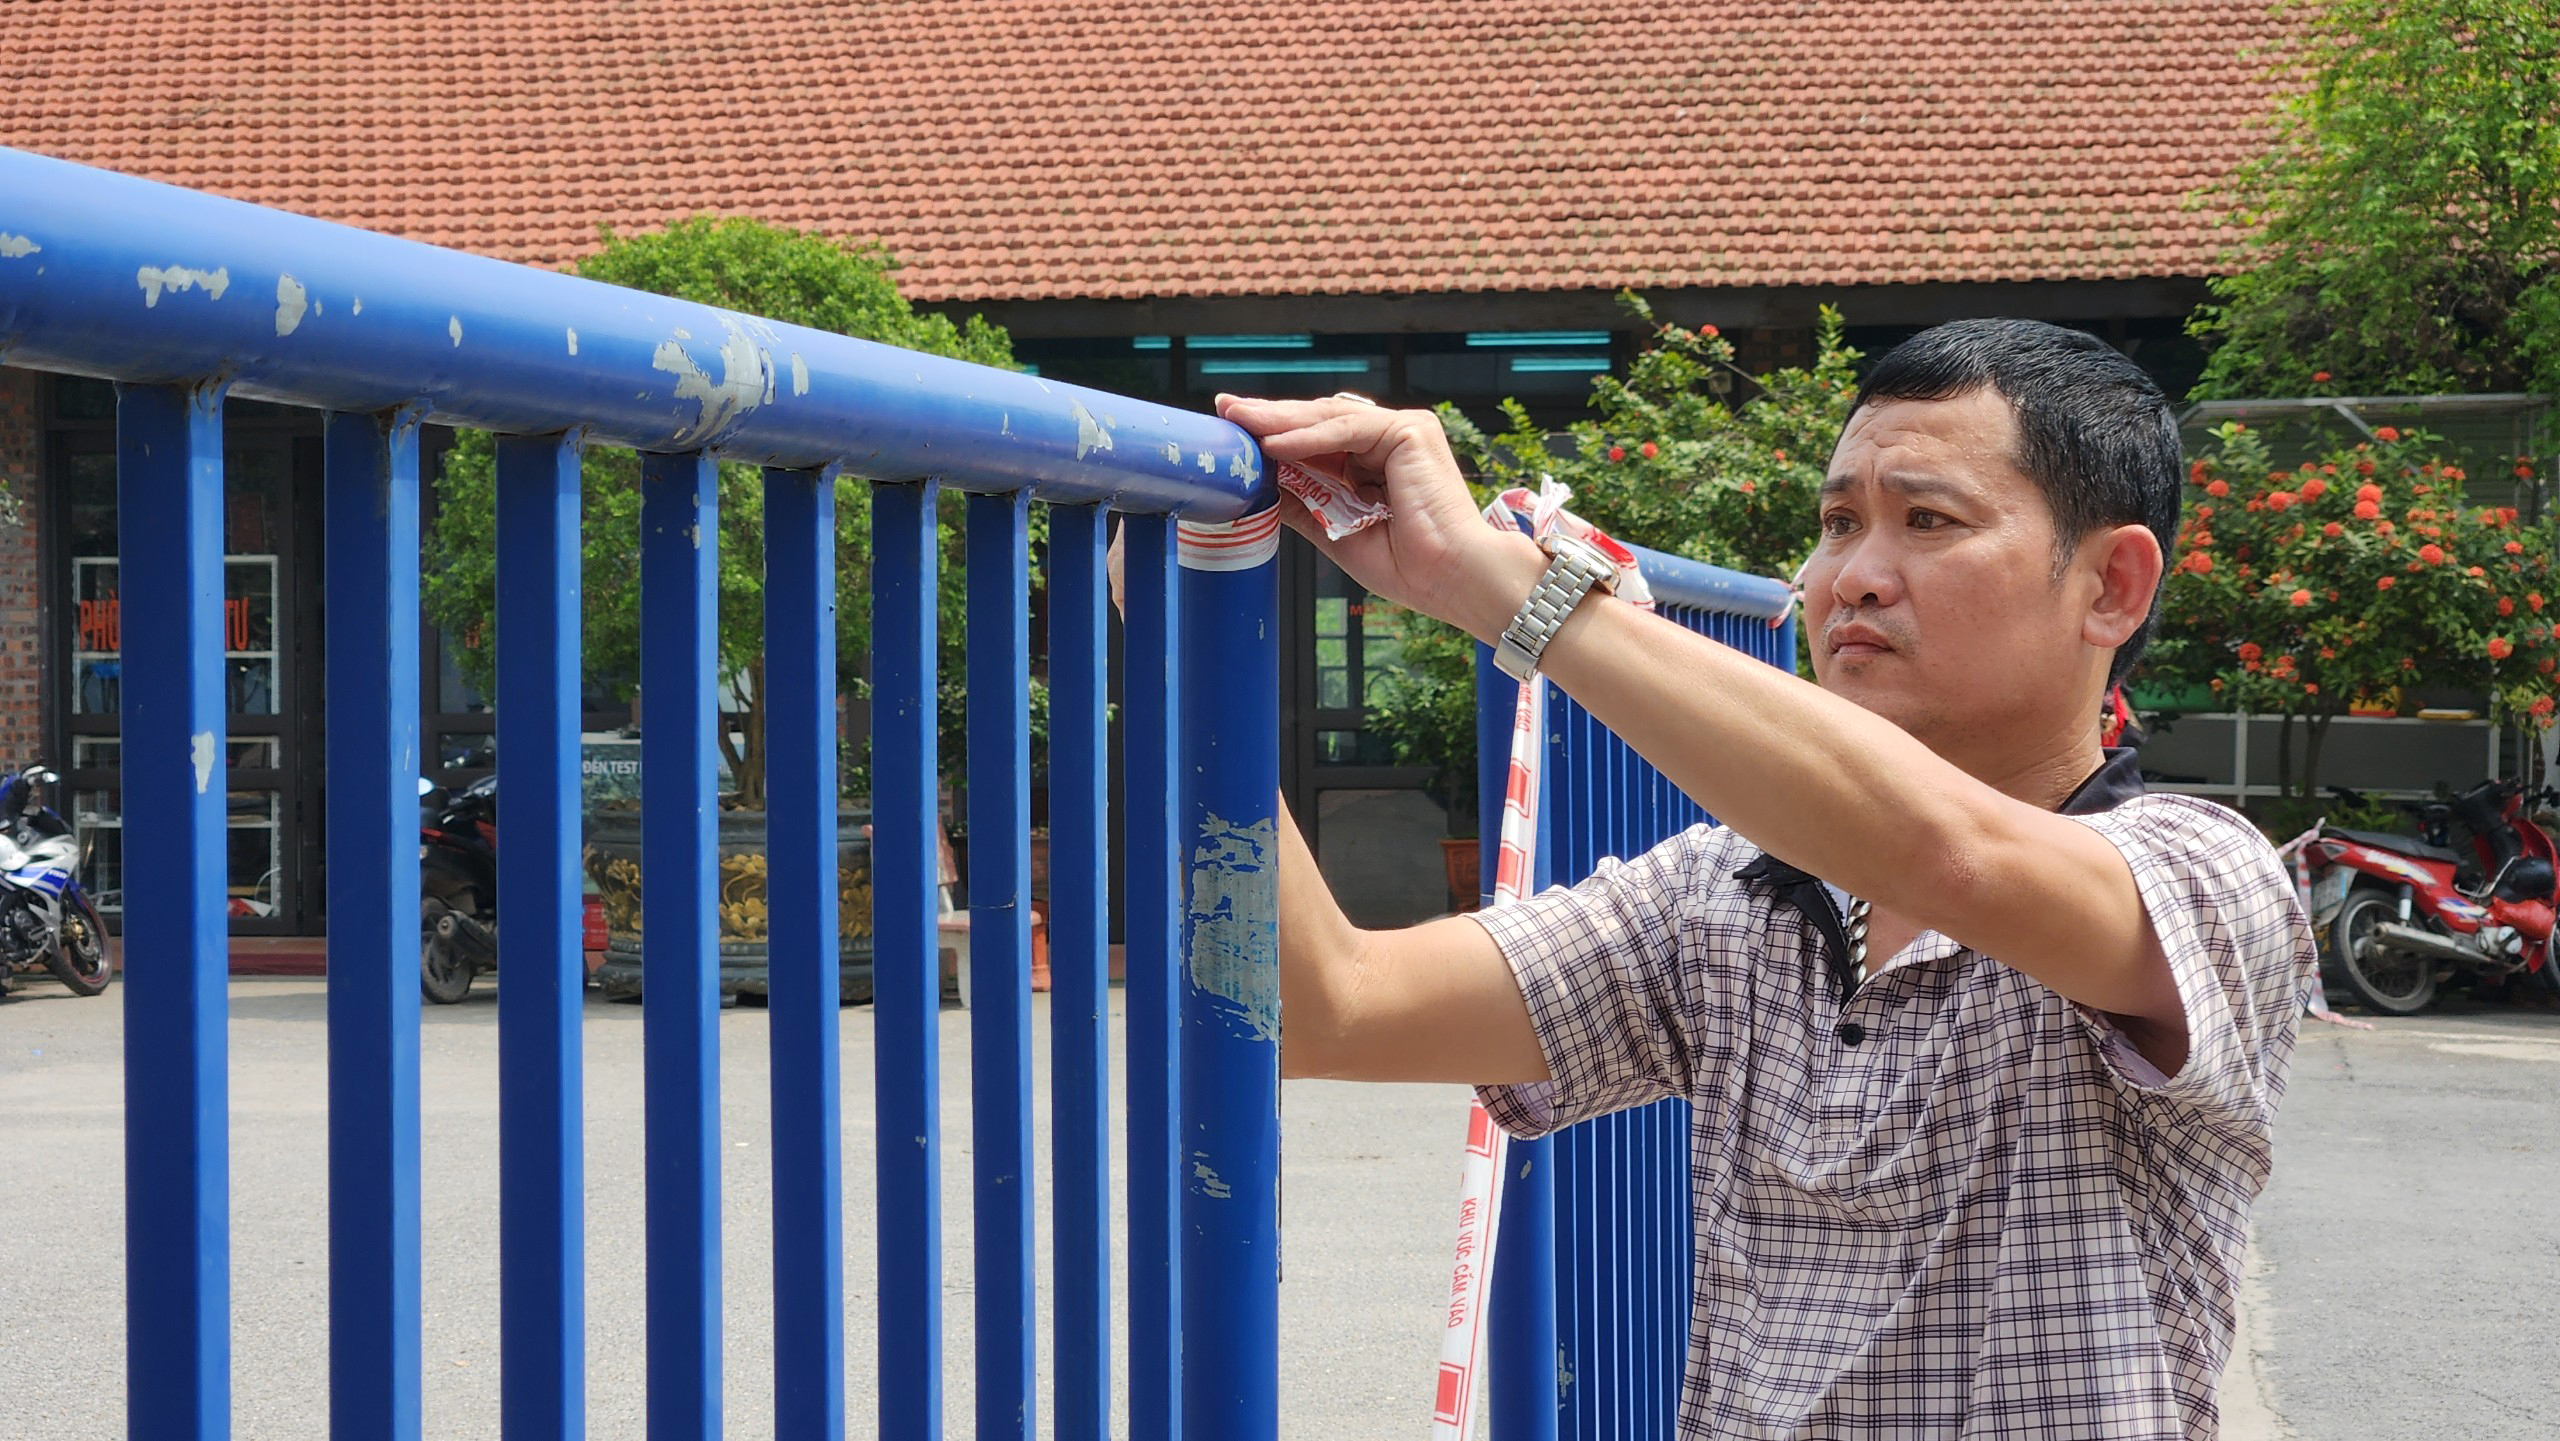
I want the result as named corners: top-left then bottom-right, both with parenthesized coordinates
top-left (1440, 836), bottom-right (1481, 913)
top-left (586, 805), bottom-right (874, 1003)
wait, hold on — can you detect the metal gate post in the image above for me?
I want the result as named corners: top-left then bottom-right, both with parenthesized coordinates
top-left (116, 379), bottom-right (231, 1441)
top-left (640, 450), bottom-right (723, 1439)
top-left (322, 405), bottom-right (425, 1441)
top-left (1175, 510), bottom-right (1282, 1440)
top-left (495, 430), bottom-right (588, 1441)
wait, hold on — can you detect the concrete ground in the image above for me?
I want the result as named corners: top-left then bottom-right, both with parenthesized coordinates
top-left (2231, 1000), bottom-right (2560, 1440)
top-left (12, 974), bottom-right (2554, 1438)
top-left (0, 977), bottom-right (1471, 1440)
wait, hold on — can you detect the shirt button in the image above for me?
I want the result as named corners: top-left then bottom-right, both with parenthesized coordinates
top-left (1837, 1022), bottom-right (1867, 1047)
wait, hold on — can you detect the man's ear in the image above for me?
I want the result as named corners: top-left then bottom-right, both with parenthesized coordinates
top-left (2082, 523), bottom-right (2165, 651)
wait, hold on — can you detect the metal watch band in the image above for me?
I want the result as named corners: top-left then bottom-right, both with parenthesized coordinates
top-left (1493, 535), bottom-right (1616, 681)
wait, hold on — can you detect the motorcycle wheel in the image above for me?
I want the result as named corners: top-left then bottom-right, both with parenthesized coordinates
top-left (420, 857), bottom-right (484, 1005)
top-left (46, 903), bottom-right (112, 997)
top-left (2330, 888), bottom-right (2436, 1015)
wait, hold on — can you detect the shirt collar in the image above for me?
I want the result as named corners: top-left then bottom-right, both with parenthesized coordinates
top-left (1732, 748), bottom-right (2146, 1001)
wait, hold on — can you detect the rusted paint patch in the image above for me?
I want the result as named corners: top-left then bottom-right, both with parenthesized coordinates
top-left (136, 264), bottom-right (230, 306)
top-left (273, 274), bottom-right (307, 336)
top-left (651, 316), bottom-right (770, 445)
top-left (0, 233), bottom-right (37, 258)
top-left (1186, 812), bottom-right (1278, 1039)
top-left (1071, 400), bottom-right (1115, 460)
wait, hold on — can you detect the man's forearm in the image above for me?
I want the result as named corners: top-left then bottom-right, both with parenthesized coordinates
top-left (1514, 589), bottom-right (2174, 1021)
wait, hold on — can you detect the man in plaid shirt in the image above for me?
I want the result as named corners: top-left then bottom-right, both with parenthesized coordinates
top-left (1227, 319), bottom-right (2316, 1439)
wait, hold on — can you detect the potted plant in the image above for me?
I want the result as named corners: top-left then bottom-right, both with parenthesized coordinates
top-left (425, 215), bottom-right (1017, 1002)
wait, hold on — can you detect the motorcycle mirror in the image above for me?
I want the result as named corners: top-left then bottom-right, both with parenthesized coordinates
top-left (30, 767), bottom-right (57, 784)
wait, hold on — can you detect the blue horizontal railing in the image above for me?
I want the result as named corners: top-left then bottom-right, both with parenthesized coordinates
top-left (0, 145), bottom-right (1281, 1441)
top-left (1479, 544), bottom-right (1798, 1441)
top-left (0, 147), bottom-right (1260, 514)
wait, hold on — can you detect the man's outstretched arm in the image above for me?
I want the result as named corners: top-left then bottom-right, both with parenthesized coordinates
top-left (1275, 793), bottom-right (1551, 1085)
top-left (1221, 393), bottom-right (2189, 1071)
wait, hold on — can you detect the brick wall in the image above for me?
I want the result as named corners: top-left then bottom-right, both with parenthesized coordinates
top-left (0, 366), bottom-right (45, 763)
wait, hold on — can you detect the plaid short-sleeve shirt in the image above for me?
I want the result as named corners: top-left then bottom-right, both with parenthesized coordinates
top-left (1469, 751), bottom-right (2315, 1440)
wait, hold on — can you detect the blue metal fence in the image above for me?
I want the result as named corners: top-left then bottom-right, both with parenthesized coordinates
top-left (1478, 551), bottom-right (1798, 1441)
top-left (0, 147), bottom-right (1280, 1440)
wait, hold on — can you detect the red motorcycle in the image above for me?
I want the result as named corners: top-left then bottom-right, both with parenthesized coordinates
top-left (2306, 781), bottom-right (2560, 1015)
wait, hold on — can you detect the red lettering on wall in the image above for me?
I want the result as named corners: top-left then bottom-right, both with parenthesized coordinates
top-left (71, 595), bottom-right (252, 652)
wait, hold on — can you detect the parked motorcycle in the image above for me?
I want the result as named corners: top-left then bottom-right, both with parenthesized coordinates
top-left (0, 763), bottom-right (113, 997)
top-left (2306, 780), bottom-right (2560, 1014)
top-left (420, 774), bottom-right (497, 1004)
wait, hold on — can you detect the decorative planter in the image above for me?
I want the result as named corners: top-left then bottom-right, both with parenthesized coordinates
top-left (586, 805), bottom-right (874, 1004)
top-left (1441, 837), bottom-right (1482, 913)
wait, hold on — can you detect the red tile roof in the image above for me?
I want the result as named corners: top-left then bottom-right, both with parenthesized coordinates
top-left (0, 1), bottom-right (2291, 304)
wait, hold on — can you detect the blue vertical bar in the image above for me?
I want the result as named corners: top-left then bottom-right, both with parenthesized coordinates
top-left (966, 490), bottom-right (1037, 1441)
top-left (766, 465), bottom-right (845, 1441)
top-left (641, 450), bottom-right (722, 1440)
top-left (1121, 513), bottom-right (1184, 1441)
top-left (496, 432), bottom-right (586, 1440)
top-left (1481, 642), bottom-right (1557, 1441)
top-left (1554, 701), bottom-right (1599, 1441)
top-left (1176, 514), bottom-right (1282, 1441)
top-left (324, 406), bottom-right (424, 1441)
top-left (870, 481), bottom-right (944, 1441)
top-left (117, 381), bottom-right (229, 1441)
top-left (1048, 504), bottom-right (1112, 1441)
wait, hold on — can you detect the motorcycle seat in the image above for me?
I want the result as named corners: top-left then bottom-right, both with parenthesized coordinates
top-left (2328, 827), bottom-right (2464, 866)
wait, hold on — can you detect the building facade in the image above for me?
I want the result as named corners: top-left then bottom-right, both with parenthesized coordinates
top-left (1, 0), bottom-right (2294, 936)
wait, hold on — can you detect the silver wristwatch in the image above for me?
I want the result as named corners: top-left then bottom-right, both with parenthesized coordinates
top-left (1493, 533), bottom-right (1618, 681)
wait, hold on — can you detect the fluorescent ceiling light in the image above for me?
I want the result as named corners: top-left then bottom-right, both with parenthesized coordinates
top-left (1509, 356), bottom-right (1612, 374)
top-left (1197, 358), bottom-right (1373, 375)
top-left (1468, 331), bottom-right (1611, 348)
top-left (1131, 336), bottom-right (1171, 351)
top-left (1188, 334), bottom-right (1315, 351)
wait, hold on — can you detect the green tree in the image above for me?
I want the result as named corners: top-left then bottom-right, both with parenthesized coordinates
top-left (1359, 298), bottom-right (1862, 833)
top-left (424, 216), bottom-right (1018, 807)
top-left (2188, 0), bottom-right (2560, 397)
top-left (2141, 422), bottom-right (2559, 799)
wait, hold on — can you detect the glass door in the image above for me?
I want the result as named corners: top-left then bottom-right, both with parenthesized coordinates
top-left (56, 430), bottom-right (306, 934)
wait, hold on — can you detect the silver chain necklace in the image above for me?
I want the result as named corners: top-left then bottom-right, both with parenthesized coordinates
top-left (1844, 895), bottom-right (1873, 975)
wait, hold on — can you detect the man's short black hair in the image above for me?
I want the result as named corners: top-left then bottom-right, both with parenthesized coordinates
top-left (1849, 318), bottom-right (2182, 689)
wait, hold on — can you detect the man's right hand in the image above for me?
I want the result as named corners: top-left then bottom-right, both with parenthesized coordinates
top-left (1216, 394), bottom-right (1546, 645)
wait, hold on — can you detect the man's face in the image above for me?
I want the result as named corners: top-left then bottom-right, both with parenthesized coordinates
top-left (1801, 389), bottom-right (2102, 759)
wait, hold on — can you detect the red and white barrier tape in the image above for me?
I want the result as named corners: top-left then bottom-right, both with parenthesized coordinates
top-left (1431, 477), bottom-right (1652, 1438)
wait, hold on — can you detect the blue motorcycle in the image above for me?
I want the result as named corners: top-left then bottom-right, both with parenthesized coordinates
top-left (0, 764), bottom-right (113, 997)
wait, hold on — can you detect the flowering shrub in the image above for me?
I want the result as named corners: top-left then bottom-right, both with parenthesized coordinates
top-left (2144, 420), bottom-right (2560, 794)
top-left (1438, 294), bottom-right (1857, 582)
top-left (1359, 297), bottom-right (1861, 834)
